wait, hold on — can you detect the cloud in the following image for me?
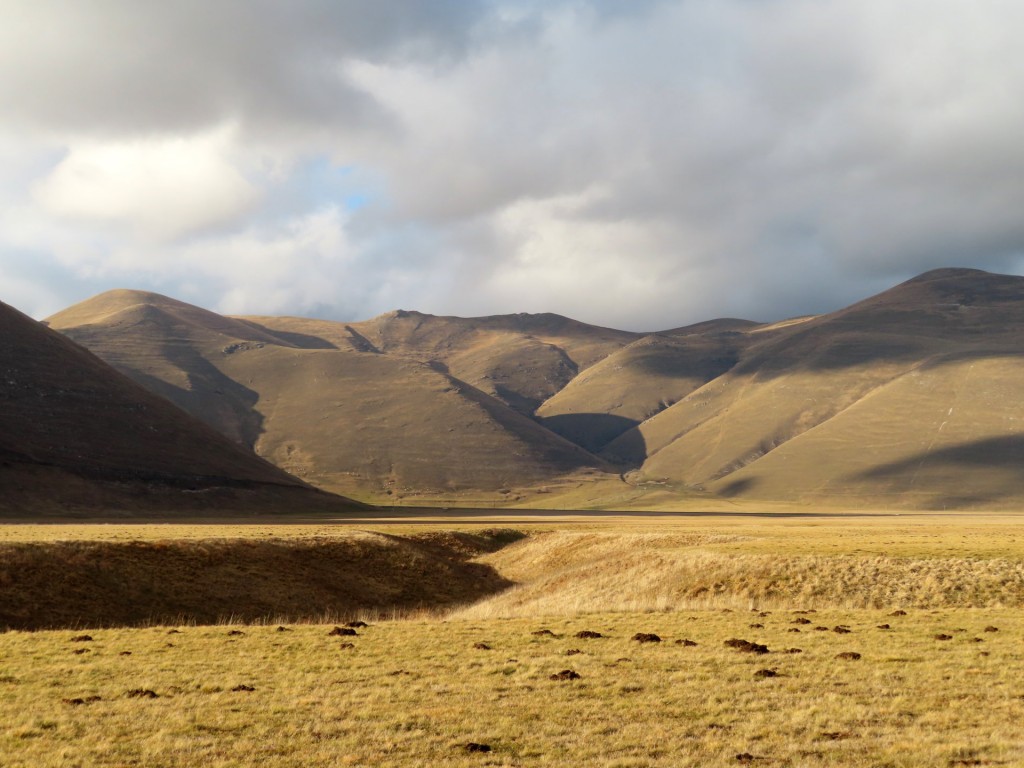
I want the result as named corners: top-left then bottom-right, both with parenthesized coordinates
top-left (33, 126), bottom-right (258, 240)
top-left (2, 0), bottom-right (1024, 329)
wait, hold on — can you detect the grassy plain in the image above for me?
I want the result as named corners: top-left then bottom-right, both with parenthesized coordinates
top-left (2, 511), bottom-right (1024, 766)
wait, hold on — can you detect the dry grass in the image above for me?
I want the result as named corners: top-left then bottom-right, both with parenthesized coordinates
top-left (1, 609), bottom-right (1023, 767)
top-left (2, 513), bottom-right (1024, 765)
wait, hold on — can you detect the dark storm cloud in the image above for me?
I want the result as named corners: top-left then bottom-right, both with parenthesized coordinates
top-left (0, 0), bottom-right (489, 136)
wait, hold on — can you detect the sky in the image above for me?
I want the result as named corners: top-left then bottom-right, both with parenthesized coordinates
top-left (2, 0), bottom-right (1024, 331)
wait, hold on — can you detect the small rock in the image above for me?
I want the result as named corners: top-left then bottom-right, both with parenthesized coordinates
top-left (231, 685), bottom-right (255, 692)
top-left (833, 626), bottom-right (852, 634)
top-left (984, 626), bottom-right (999, 633)
top-left (835, 652), bottom-right (861, 660)
top-left (890, 610), bottom-right (907, 617)
top-left (877, 624), bottom-right (891, 630)
top-left (753, 668), bottom-right (778, 678)
top-left (792, 618), bottom-right (812, 625)
top-left (346, 621), bottom-right (369, 628)
top-left (934, 634), bottom-right (953, 641)
top-left (463, 742), bottom-right (492, 753)
top-left (574, 630), bottom-right (603, 639)
top-left (473, 642), bottom-right (491, 650)
top-left (748, 623), bottom-right (764, 629)
top-left (736, 753), bottom-right (756, 763)
top-left (532, 629), bottom-right (557, 637)
top-left (675, 639), bottom-right (698, 647)
top-left (70, 635), bottom-right (93, 642)
top-left (328, 627), bottom-right (357, 637)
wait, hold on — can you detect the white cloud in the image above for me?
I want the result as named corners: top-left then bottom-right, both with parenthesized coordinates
top-left (33, 126), bottom-right (258, 240)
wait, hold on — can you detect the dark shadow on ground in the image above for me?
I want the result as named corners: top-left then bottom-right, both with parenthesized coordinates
top-left (850, 435), bottom-right (1024, 506)
top-left (0, 531), bottom-right (521, 630)
top-left (539, 413), bottom-right (643, 457)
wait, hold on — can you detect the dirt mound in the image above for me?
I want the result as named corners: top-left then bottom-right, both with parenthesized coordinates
top-left (549, 669), bottom-right (581, 681)
top-left (632, 633), bottom-right (661, 643)
top-left (724, 639), bottom-right (769, 654)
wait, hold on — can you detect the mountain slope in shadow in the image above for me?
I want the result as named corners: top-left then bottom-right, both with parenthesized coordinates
top-left (0, 298), bottom-right (360, 517)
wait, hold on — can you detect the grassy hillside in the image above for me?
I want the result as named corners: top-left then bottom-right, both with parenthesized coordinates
top-left (626, 269), bottom-right (1024, 508)
top-left (537, 321), bottom-right (755, 454)
top-left (0, 298), bottom-right (356, 517)
top-left (49, 292), bottom-right (613, 501)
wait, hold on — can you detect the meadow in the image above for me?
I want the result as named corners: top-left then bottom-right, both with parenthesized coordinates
top-left (1, 512), bottom-right (1023, 766)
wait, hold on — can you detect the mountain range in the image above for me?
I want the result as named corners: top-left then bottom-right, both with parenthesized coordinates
top-left (12, 267), bottom-right (1024, 512)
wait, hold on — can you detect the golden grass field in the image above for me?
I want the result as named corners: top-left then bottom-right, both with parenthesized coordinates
top-left (2, 511), bottom-right (1024, 766)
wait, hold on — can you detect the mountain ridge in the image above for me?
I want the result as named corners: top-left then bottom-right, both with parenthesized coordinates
top-left (42, 267), bottom-right (1024, 509)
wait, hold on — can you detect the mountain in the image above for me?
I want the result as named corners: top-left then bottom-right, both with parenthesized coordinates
top-left (0, 298), bottom-right (360, 516)
top-left (536, 319), bottom-right (757, 455)
top-left (47, 268), bottom-right (1024, 510)
top-left (241, 309), bottom-right (639, 415)
top-left (625, 269), bottom-right (1024, 508)
top-left (49, 292), bottom-right (612, 501)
